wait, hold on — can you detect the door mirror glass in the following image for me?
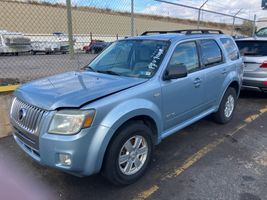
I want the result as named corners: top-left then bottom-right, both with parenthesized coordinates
top-left (163, 64), bottom-right (188, 80)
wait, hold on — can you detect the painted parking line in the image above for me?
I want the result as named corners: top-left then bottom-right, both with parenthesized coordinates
top-left (0, 84), bottom-right (20, 93)
top-left (133, 185), bottom-right (159, 200)
top-left (133, 106), bottom-right (267, 200)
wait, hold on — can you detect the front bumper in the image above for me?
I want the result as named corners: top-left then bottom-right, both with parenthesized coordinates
top-left (12, 124), bottom-right (111, 176)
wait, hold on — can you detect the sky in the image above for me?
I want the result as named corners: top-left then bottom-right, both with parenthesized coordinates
top-left (48, 0), bottom-right (267, 23)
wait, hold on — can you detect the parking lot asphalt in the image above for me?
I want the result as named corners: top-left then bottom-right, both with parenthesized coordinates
top-left (0, 90), bottom-right (267, 200)
top-left (0, 53), bottom-right (96, 83)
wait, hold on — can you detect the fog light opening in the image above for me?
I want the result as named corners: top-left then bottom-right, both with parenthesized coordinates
top-left (59, 153), bottom-right (72, 166)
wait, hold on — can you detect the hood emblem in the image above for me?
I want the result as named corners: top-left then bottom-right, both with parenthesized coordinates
top-left (18, 108), bottom-right (27, 121)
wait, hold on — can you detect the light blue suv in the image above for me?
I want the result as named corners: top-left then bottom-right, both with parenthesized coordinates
top-left (10, 29), bottom-right (243, 185)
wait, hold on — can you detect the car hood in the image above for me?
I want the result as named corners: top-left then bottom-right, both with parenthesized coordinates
top-left (14, 71), bottom-right (147, 110)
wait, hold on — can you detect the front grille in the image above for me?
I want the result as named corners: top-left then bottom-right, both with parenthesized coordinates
top-left (10, 97), bottom-right (47, 135)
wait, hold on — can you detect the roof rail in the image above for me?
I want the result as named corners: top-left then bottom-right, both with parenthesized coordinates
top-left (141, 29), bottom-right (224, 36)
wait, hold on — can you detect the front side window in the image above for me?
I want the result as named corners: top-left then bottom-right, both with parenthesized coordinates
top-left (87, 40), bottom-right (170, 78)
top-left (200, 40), bottom-right (223, 67)
top-left (220, 38), bottom-right (239, 61)
top-left (169, 42), bottom-right (200, 73)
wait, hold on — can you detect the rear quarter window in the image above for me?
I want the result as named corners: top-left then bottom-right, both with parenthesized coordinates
top-left (220, 38), bottom-right (239, 61)
top-left (236, 40), bottom-right (267, 56)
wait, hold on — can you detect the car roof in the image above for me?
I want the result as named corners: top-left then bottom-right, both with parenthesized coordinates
top-left (124, 33), bottom-right (230, 43)
top-left (236, 37), bottom-right (267, 41)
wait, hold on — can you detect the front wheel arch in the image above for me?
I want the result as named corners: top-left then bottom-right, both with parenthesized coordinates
top-left (101, 115), bottom-right (158, 169)
top-left (102, 120), bottom-right (154, 185)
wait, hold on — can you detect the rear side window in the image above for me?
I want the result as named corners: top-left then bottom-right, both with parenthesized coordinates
top-left (236, 40), bottom-right (267, 56)
top-left (169, 42), bottom-right (200, 73)
top-left (220, 38), bottom-right (239, 61)
top-left (199, 40), bottom-right (223, 67)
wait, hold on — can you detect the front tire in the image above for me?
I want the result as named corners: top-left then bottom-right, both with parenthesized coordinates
top-left (213, 87), bottom-right (237, 124)
top-left (102, 121), bottom-right (153, 185)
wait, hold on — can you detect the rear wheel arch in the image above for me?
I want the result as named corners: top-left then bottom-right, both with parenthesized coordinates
top-left (219, 80), bottom-right (240, 105)
top-left (228, 81), bottom-right (240, 95)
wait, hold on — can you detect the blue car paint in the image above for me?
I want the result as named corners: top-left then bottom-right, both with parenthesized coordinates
top-left (10, 33), bottom-right (243, 176)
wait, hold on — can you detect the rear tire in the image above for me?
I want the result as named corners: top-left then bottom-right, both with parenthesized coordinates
top-left (213, 87), bottom-right (237, 124)
top-left (102, 121), bottom-right (153, 185)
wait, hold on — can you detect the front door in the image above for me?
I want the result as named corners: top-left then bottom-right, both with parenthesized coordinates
top-left (161, 41), bottom-right (205, 130)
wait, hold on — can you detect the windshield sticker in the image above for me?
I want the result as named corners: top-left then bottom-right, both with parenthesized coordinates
top-left (148, 48), bottom-right (164, 70)
top-left (145, 71), bottom-right (152, 76)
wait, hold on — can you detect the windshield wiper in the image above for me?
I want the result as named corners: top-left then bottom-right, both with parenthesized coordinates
top-left (96, 70), bottom-right (121, 76)
top-left (82, 65), bottom-right (96, 72)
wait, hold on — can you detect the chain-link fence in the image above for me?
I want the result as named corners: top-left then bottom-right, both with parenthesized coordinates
top-left (0, 0), bottom-right (255, 87)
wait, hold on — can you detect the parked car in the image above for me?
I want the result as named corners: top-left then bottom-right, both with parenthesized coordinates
top-left (256, 27), bottom-right (267, 38)
top-left (0, 30), bottom-right (31, 55)
top-left (91, 41), bottom-right (111, 54)
top-left (83, 40), bottom-right (111, 54)
top-left (10, 29), bottom-right (243, 185)
top-left (83, 40), bottom-right (103, 53)
top-left (236, 38), bottom-right (267, 92)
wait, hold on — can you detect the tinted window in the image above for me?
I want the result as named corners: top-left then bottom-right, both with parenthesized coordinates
top-left (200, 40), bottom-right (223, 67)
top-left (220, 38), bottom-right (239, 61)
top-left (236, 40), bottom-right (267, 56)
top-left (169, 42), bottom-right (199, 73)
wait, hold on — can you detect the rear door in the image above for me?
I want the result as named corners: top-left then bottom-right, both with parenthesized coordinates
top-left (199, 39), bottom-right (228, 107)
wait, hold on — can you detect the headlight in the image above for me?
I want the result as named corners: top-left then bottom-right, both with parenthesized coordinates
top-left (48, 109), bottom-right (95, 135)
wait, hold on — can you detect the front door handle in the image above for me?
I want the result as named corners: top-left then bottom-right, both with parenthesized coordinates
top-left (194, 78), bottom-right (201, 88)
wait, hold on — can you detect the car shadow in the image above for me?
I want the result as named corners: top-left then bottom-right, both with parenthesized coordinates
top-left (239, 90), bottom-right (267, 99)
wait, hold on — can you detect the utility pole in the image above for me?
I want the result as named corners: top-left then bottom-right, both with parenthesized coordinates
top-left (131, 0), bottom-right (134, 36)
top-left (197, 0), bottom-right (209, 29)
top-left (232, 9), bottom-right (242, 36)
top-left (252, 14), bottom-right (257, 37)
top-left (66, 0), bottom-right (74, 59)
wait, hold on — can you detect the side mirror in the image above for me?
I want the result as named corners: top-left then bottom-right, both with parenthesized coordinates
top-left (163, 64), bottom-right (188, 81)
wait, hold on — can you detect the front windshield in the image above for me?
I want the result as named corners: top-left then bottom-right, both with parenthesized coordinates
top-left (256, 28), bottom-right (267, 37)
top-left (86, 39), bottom-right (170, 78)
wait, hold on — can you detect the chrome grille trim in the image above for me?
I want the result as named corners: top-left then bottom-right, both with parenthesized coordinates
top-left (10, 97), bottom-right (47, 135)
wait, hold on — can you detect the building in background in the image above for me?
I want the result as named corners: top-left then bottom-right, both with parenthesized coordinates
top-left (257, 18), bottom-right (267, 30)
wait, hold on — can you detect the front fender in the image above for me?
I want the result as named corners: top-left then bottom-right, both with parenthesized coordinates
top-left (83, 98), bottom-right (162, 175)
